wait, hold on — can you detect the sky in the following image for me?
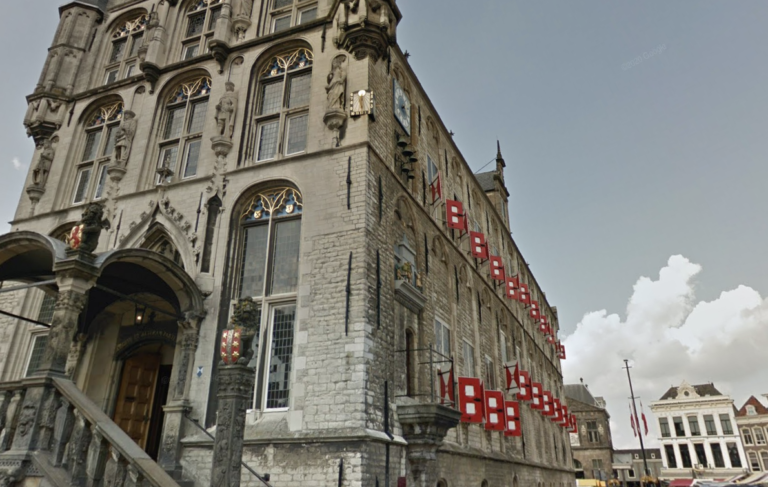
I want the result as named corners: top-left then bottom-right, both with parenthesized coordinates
top-left (1, 0), bottom-right (768, 449)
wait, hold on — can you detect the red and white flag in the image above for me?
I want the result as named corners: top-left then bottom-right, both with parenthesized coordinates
top-left (629, 402), bottom-right (637, 437)
top-left (640, 400), bottom-right (649, 436)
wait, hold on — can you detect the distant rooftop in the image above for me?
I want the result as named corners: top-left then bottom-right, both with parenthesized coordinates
top-left (565, 383), bottom-right (603, 408)
top-left (475, 171), bottom-right (496, 192)
top-left (659, 382), bottom-right (723, 401)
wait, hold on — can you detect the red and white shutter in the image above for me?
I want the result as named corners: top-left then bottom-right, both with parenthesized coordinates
top-left (446, 200), bottom-right (466, 231)
top-left (529, 300), bottom-right (541, 320)
top-left (490, 255), bottom-right (505, 281)
top-left (560, 405), bottom-right (570, 427)
top-left (539, 315), bottom-right (548, 334)
top-left (504, 401), bottom-right (522, 437)
top-left (469, 232), bottom-right (489, 260)
top-left (530, 382), bottom-right (544, 410)
top-left (552, 399), bottom-right (562, 422)
top-left (430, 174), bottom-right (443, 203)
top-left (504, 361), bottom-right (520, 395)
top-left (484, 390), bottom-right (506, 431)
top-left (569, 414), bottom-right (578, 434)
top-left (558, 343), bottom-right (566, 360)
top-left (518, 283), bottom-right (531, 305)
top-left (458, 377), bottom-right (485, 423)
top-left (542, 391), bottom-right (554, 417)
top-left (438, 366), bottom-right (455, 406)
top-left (506, 276), bottom-right (520, 300)
top-left (516, 370), bottom-right (532, 402)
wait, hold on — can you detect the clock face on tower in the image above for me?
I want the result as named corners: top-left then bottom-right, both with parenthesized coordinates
top-left (393, 78), bottom-right (411, 135)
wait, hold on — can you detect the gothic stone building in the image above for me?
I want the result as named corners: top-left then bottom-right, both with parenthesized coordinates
top-left (564, 383), bottom-right (613, 482)
top-left (0, 0), bottom-right (574, 486)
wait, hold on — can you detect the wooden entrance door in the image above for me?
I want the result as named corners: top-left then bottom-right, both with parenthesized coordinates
top-left (113, 354), bottom-right (161, 449)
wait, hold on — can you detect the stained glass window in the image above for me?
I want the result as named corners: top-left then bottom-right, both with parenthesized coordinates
top-left (248, 49), bottom-right (313, 163)
top-left (158, 77), bottom-right (211, 183)
top-left (105, 14), bottom-right (147, 84)
top-left (237, 187), bottom-right (302, 410)
top-left (183, 0), bottom-right (220, 60)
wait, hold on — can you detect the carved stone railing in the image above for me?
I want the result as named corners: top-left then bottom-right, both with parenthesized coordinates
top-left (0, 377), bottom-right (180, 487)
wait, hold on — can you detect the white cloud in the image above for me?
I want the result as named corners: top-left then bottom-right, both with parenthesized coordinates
top-left (11, 157), bottom-right (25, 171)
top-left (563, 255), bottom-right (768, 449)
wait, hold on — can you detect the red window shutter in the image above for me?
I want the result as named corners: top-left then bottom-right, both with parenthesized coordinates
top-left (438, 366), bottom-right (455, 406)
top-left (504, 401), bottom-right (522, 437)
top-left (430, 174), bottom-right (443, 203)
top-left (569, 414), bottom-right (578, 434)
top-left (398, 477), bottom-right (407, 487)
top-left (469, 231), bottom-right (489, 260)
top-left (518, 283), bottom-right (531, 305)
top-left (458, 377), bottom-right (485, 423)
top-left (558, 343), bottom-right (566, 360)
top-left (504, 360), bottom-right (519, 394)
top-left (506, 277), bottom-right (519, 300)
top-left (446, 200), bottom-right (466, 231)
top-left (490, 255), bottom-right (505, 281)
top-left (539, 315), bottom-right (548, 333)
top-left (552, 399), bottom-right (562, 422)
top-left (529, 300), bottom-right (540, 319)
top-left (542, 391), bottom-right (554, 416)
top-left (484, 390), bottom-right (506, 431)
top-left (531, 382), bottom-right (544, 410)
top-left (560, 405), bottom-right (570, 427)
top-left (516, 370), bottom-right (532, 402)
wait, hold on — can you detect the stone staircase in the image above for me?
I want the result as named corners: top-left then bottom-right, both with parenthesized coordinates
top-left (0, 376), bottom-right (188, 487)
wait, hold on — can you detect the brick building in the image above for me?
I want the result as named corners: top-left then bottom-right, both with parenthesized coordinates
top-left (565, 383), bottom-right (613, 482)
top-left (0, 0), bottom-right (574, 486)
top-left (735, 395), bottom-right (768, 473)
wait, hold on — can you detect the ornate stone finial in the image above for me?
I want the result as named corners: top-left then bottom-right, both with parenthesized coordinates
top-left (66, 203), bottom-right (111, 254)
top-left (215, 82), bottom-right (238, 139)
top-left (323, 55), bottom-right (348, 146)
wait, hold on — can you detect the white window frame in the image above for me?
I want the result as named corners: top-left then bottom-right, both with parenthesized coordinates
top-left (744, 428), bottom-right (755, 445)
top-left (104, 15), bottom-right (147, 85)
top-left (755, 427), bottom-right (766, 446)
top-left (434, 318), bottom-right (450, 359)
top-left (180, 0), bottom-right (221, 61)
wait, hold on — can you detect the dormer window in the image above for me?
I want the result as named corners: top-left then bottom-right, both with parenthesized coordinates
top-left (182, 0), bottom-right (222, 60)
top-left (104, 15), bottom-right (147, 85)
top-left (270, 0), bottom-right (318, 33)
top-left (747, 405), bottom-right (757, 416)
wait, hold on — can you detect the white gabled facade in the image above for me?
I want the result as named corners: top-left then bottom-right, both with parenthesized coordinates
top-left (650, 380), bottom-right (748, 482)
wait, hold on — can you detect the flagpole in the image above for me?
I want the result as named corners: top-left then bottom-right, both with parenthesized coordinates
top-left (624, 359), bottom-right (650, 486)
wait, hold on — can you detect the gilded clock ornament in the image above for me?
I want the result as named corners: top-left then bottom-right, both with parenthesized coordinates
top-left (393, 78), bottom-right (411, 135)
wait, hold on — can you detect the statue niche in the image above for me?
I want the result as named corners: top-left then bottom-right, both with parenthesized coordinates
top-left (323, 55), bottom-right (348, 146)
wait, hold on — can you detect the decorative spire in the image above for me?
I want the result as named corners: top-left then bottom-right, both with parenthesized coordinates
top-left (496, 140), bottom-right (506, 170)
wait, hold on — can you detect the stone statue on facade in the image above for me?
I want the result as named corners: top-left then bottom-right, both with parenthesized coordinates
top-left (215, 82), bottom-right (238, 138)
top-left (114, 110), bottom-right (137, 165)
top-left (323, 55), bottom-right (348, 146)
top-left (326, 55), bottom-right (347, 112)
top-left (32, 138), bottom-right (55, 188)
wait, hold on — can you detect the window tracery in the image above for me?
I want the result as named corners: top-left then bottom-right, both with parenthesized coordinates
top-left (182, 0), bottom-right (222, 60)
top-left (244, 48), bottom-right (313, 164)
top-left (235, 186), bottom-right (302, 410)
top-left (156, 76), bottom-right (212, 184)
top-left (104, 14), bottom-right (147, 85)
top-left (73, 102), bottom-right (123, 205)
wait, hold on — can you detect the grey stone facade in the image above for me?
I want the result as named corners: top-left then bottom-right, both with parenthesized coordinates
top-left (565, 384), bottom-right (613, 481)
top-left (0, 0), bottom-right (574, 485)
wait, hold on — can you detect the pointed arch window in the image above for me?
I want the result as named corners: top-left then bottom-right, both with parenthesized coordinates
top-left (269, 0), bottom-right (318, 33)
top-left (246, 48), bottom-right (313, 163)
top-left (73, 102), bottom-right (123, 204)
top-left (182, 0), bottom-right (222, 60)
top-left (156, 76), bottom-right (211, 184)
top-left (104, 14), bottom-right (148, 85)
top-left (235, 187), bottom-right (303, 410)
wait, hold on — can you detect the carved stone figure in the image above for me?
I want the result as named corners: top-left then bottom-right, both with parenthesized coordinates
top-left (325, 55), bottom-right (347, 112)
top-left (68, 203), bottom-right (111, 253)
top-left (16, 405), bottom-right (37, 437)
top-left (32, 138), bottom-right (55, 187)
top-left (229, 298), bottom-right (260, 365)
top-left (114, 110), bottom-right (137, 165)
top-left (215, 82), bottom-right (238, 138)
